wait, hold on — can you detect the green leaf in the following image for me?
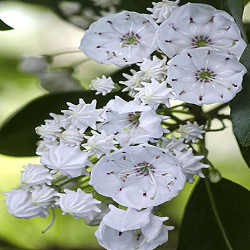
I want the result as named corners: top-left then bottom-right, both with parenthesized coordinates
top-left (177, 178), bottom-right (250, 250)
top-left (0, 90), bottom-right (130, 157)
top-left (244, 0), bottom-right (250, 6)
top-left (0, 19), bottom-right (13, 31)
top-left (244, 23), bottom-right (250, 43)
top-left (230, 45), bottom-right (250, 147)
top-left (237, 140), bottom-right (250, 167)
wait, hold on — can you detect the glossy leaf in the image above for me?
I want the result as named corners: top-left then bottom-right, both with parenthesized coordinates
top-left (0, 19), bottom-right (13, 31)
top-left (0, 91), bottom-right (129, 157)
top-left (238, 142), bottom-right (250, 167)
top-left (177, 178), bottom-right (250, 250)
top-left (230, 45), bottom-right (250, 147)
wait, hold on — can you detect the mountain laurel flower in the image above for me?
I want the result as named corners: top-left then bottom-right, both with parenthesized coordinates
top-left (135, 79), bottom-right (174, 108)
top-left (156, 3), bottom-right (247, 59)
top-left (58, 188), bottom-right (101, 219)
top-left (39, 144), bottom-right (90, 178)
top-left (174, 148), bottom-right (209, 183)
top-left (156, 135), bottom-right (188, 153)
top-left (62, 99), bottom-right (103, 133)
top-left (20, 164), bottom-right (53, 188)
top-left (59, 129), bottom-right (84, 146)
top-left (90, 75), bottom-right (115, 95)
top-left (178, 121), bottom-right (205, 143)
top-left (120, 69), bottom-right (144, 95)
top-left (167, 48), bottom-right (247, 105)
top-left (147, 0), bottom-right (180, 24)
top-left (79, 11), bottom-right (158, 66)
top-left (84, 199), bottom-right (115, 226)
top-left (36, 140), bottom-right (60, 154)
top-left (98, 97), bottom-right (166, 146)
top-left (31, 185), bottom-right (58, 208)
top-left (90, 145), bottom-right (186, 209)
top-left (35, 123), bottom-right (62, 141)
top-left (4, 189), bottom-right (49, 219)
top-left (95, 205), bottom-right (174, 250)
top-left (46, 113), bottom-right (71, 130)
top-left (82, 130), bottom-right (117, 158)
top-left (137, 56), bottom-right (168, 81)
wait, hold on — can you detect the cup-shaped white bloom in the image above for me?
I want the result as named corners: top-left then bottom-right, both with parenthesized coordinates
top-left (95, 205), bottom-right (173, 250)
top-left (90, 145), bottom-right (186, 209)
top-left (62, 99), bottom-right (103, 133)
top-left (92, 0), bottom-right (121, 8)
top-left (147, 0), bottom-right (180, 24)
top-left (3, 189), bottom-right (49, 219)
top-left (178, 121), bottom-right (205, 143)
top-left (58, 188), bottom-right (101, 219)
top-left (167, 48), bottom-right (247, 105)
top-left (156, 135), bottom-right (187, 153)
top-left (90, 75), bottom-right (115, 95)
top-left (84, 199), bottom-right (115, 226)
top-left (137, 56), bottom-right (168, 81)
top-left (36, 140), bottom-right (60, 154)
top-left (156, 3), bottom-right (246, 59)
top-left (174, 148), bottom-right (209, 183)
top-left (39, 144), bottom-right (90, 178)
top-left (98, 97), bottom-right (166, 146)
top-left (31, 185), bottom-right (58, 208)
top-left (20, 164), bottom-right (53, 188)
top-left (82, 130), bottom-right (117, 158)
top-left (135, 79), bottom-right (174, 108)
top-left (79, 11), bottom-right (158, 66)
top-left (35, 123), bottom-right (61, 141)
top-left (47, 113), bottom-right (71, 129)
top-left (59, 129), bottom-right (84, 146)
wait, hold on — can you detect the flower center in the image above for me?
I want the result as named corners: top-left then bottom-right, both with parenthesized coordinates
top-left (128, 112), bottom-right (141, 125)
top-left (135, 162), bottom-right (154, 176)
top-left (121, 32), bottom-right (140, 47)
top-left (195, 69), bottom-right (216, 82)
top-left (199, 71), bottom-right (211, 79)
top-left (191, 35), bottom-right (211, 48)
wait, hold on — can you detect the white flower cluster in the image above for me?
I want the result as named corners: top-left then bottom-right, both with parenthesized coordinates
top-left (4, 94), bottom-right (208, 249)
top-left (80, 2), bottom-right (247, 105)
top-left (5, 2), bottom-right (248, 250)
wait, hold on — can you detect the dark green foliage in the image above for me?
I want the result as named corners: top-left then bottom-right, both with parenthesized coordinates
top-left (230, 45), bottom-right (250, 147)
top-left (0, 19), bottom-right (13, 31)
top-left (177, 178), bottom-right (250, 250)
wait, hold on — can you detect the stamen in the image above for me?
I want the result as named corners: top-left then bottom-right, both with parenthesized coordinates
top-left (207, 77), bottom-right (231, 90)
top-left (135, 236), bottom-right (146, 249)
top-left (41, 207), bottom-right (56, 234)
top-left (149, 171), bottom-right (158, 200)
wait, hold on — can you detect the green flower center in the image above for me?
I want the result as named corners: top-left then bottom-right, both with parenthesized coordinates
top-left (121, 33), bottom-right (140, 47)
top-left (128, 112), bottom-right (141, 125)
top-left (196, 40), bottom-right (207, 47)
top-left (191, 35), bottom-right (211, 48)
top-left (199, 71), bottom-right (211, 79)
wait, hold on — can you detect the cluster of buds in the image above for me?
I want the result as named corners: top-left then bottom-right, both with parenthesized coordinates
top-left (4, 1), bottom-right (247, 250)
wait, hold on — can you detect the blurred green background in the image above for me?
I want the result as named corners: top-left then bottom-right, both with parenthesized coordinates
top-left (0, 1), bottom-right (250, 250)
